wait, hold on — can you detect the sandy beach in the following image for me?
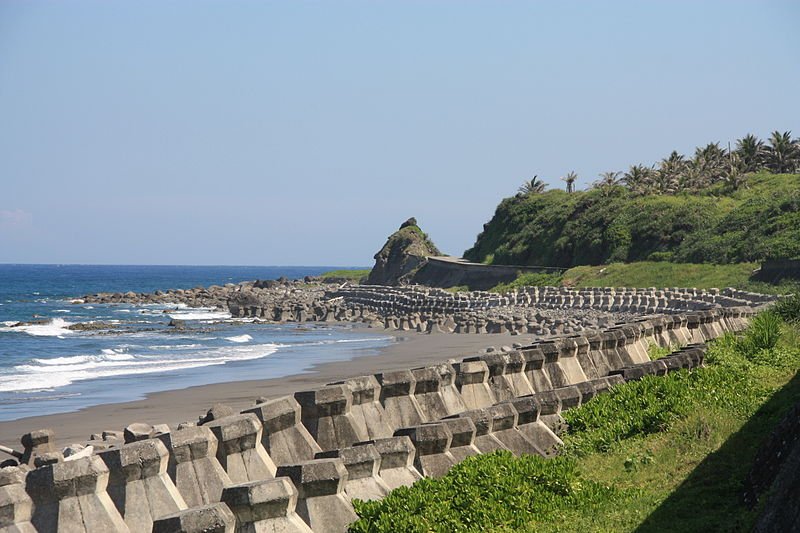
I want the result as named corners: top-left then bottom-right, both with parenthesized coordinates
top-left (0, 330), bottom-right (522, 450)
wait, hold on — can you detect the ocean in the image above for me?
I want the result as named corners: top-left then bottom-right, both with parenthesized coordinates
top-left (0, 264), bottom-right (390, 421)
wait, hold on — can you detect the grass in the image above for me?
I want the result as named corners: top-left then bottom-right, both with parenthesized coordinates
top-left (319, 269), bottom-right (371, 282)
top-left (349, 313), bottom-right (800, 532)
top-left (486, 260), bottom-right (799, 295)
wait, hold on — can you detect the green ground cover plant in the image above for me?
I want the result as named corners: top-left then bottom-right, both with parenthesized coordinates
top-left (349, 313), bottom-right (800, 532)
top-left (319, 269), bottom-right (371, 282)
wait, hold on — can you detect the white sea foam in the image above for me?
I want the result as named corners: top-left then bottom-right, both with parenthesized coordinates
top-left (225, 334), bottom-right (252, 343)
top-left (0, 318), bottom-right (74, 337)
top-left (168, 310), bottom-right (232, 321)
top-left (0, 343), bottom-right (281, 392)
top-left (55, 309), bottom-right (71, 313)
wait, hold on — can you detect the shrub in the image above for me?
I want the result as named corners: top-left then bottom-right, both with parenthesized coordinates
top-left (773, 294), bottom-right (800, 323)
top-left (737, 311), bottom-right (782, 357)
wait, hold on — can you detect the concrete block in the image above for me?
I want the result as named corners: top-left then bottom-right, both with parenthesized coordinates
top-left (410, 367), bottom-right (450, 422)
top-left (158, 426), bottom-right (232, 508)
top-left (243, 396), bottom-right (323, 466)
top-left (221, 477), bottom-right (312, 532)
top-left (99, 438), bottom-right (187, 532)
top-left (0, 467), bottom-right (35, 533)
top-left (485, 403), bottom-right (540, 456)
top-left (335, 376), bottom-right (394, 440)
top-left (152, 502), bottom-right (235, 533)
top-left (26, 454), bottom-right (129, 533)
top-left (462, 353), bottom-right (516, 402)
top-left (316, 444), bottom-right (390, 502)
top-left (206, 413), bottom-right (277, 483)
top-left (506, 397), bottom-right (562, 457)
top-left (19, 428), bottom-right (55, 467)
top-left (275, 459), bottom-right (358, 533)
top-left (430, 363), bottom-right (468, 416)
top-left (504, 352), bottom-right (536, 397)
top-left (375, 370), bottom-right (426, 430)
top-left (530, 391), bottom-right (566, 434)
top-left (431, 417), bottom-right (481, 462)
top-left (394, 424), bottom-right (457, 479)
top-left (518, 346), bottom-right (553, 392)
top-left (356, 437), bottom-right (422, 490)
top-left (453, 360), bottom-right (497, 410)
top-left (294, 385), bottom-right (368, 452)
top-left (452, 409), bottom-right (508, 454)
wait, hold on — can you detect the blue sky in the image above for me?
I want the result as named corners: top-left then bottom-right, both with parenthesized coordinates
top-left (1, 1), bottom-right (798, 265)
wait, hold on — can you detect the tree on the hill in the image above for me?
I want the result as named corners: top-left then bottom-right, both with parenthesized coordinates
top-left (593, 171), bottom-right (621, 196)
top-left (622, 164), bottom-right (654, 195)
top-left (518, 175), bottom-right (547, 195)
top-left (561, 171), bottom-right (578, 193)
top-left (655, 151), bottom-right (687, 194)
top-left (690, 142), bottom-right (728, 188)
top-left (766, 130), bottom-right (800, 173)
top-left (735, 134), bottom-right (766, 173)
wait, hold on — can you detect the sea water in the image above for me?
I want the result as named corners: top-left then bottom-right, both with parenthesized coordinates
top-left (0, 264), bottom-right (390, 421)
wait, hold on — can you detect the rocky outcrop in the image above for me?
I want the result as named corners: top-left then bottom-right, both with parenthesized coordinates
top-left (366, 218), bottom-right (441, 286)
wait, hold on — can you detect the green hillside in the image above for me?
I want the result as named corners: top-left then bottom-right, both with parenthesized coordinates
top-left (464, 172), bottom-right (800, 267)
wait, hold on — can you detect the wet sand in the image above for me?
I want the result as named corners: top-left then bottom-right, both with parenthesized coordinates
top-left (0, 331), bottom-right (524, 450)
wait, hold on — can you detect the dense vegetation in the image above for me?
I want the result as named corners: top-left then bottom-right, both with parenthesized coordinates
top-left (350, 309), bottom-right (800, 532)
top-left (466, 172), bottom-right (800, 267)
top-left (320, 269), bottom-right (371, 282)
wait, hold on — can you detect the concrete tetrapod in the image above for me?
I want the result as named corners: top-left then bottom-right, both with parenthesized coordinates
top-left (462, 353), bottom-right (516, 402)
top-left (0, 466), bottom-right (35, 533)
top-left (485, 403), bottom-right (542, 456)
top-left (316, 443), bottom-right (391, 502)
top-left (294, 385), bottom-right (368, 452)
top-left (505, 397), bottom-right (562, 457)
top-left (452, 408), bottom-right (508, 454)
top-left (453, 360), bottom-right (496, 410)
top-left (158, 426), bottom-right (232, 508)
top-left (243, 396), bottom-right (322, 466)
top-left (430, 363), bottom-right (468, 416)
top-left (152, 502), bottom-right (235, 533)
top-left (205, 414), bottom-right (277, 484)
top-left (394, 423), bottom-right (458, 479)
top-left (517, 346), bottom-right (553, 393)
top-left (428, 417), bottom-right (481, 462)
top-left (354, 437), bottom-right (422, 490)
top-left (221, 477), bottom-right (313, 533)
top-left (375, 370), bottom-right (426, 431)
top-left (331, 376), bottom-right (394, 440)
top-left (410, 367), bottom-right (450, 422)
top-left (275, 459), bottom-right (358, 533)
top-left (25, 454), bottom-right (129, 533)
top-left (99, 438), bottom-right (187, 533)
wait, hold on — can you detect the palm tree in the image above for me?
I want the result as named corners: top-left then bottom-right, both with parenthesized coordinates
top-left (689, 143), bottom-right (728, 189)
top-left (656, 151), bottom-right (687, 193)
top-left (735, 134), bottom-right (766, 173)
top-left (766, 130), bottom-right (800, 173)
top-left (595, 171), bottom-right (621, 188)
top-left (518, 175), bottom-right (547, 195)
top-left (622, 164), bottom-right (654, 195)
top-left (561, 171), bottom-right (578, 193)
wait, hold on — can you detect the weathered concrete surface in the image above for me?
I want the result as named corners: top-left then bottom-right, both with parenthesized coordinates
top-left (26, 454), bottom-right (129, 533)
top-left (275, 459), bottom-right (358, 533)
top-left (375, 370), bottom-right (425, 430)
top-left (410, 367), bottom-right (450, 422)
top-left (0, 466), bottom-right (35, 533)
top-left (205, 413), bottom-right (277, 484)
top-left (453, 409), bottom-right (508, 454)
top-left (221, 477), bottom-right (313, 533)
top-left (431, 417), bottom-right (481, 462)
top-left (294, 386), bottom-right (367, 452)
top-left (158, 426), bottom-right (232, 508)
top-left (243, 396), bottom-right (322, 466)
top-left (99, 438), bottom-right (187, 533)
top-left (506, 397), bottom-right (562, 457)
top-left (357, 437), bottom-right (422, 490)
top-left (486, 403), bottom-right (541, 456)
top-left (332, 376), bottom-right (394, 440)
top-left (453, 360), bottom-right (497, 410)
top-left (19, 429), bottom-right (56, 467)
top-left (430, 363), bottom-right (468, 415)
top-left (518, 346), bottom-right (553, 393)
top-left (152, 502), bottom-right (235, 533)
top-left (317, 444), bottom-right (390, 502)
top-left (394, 423), bottom-right (457, 479)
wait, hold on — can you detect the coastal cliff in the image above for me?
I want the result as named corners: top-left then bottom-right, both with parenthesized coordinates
top-left (366, 218), bottom-right (441, 286)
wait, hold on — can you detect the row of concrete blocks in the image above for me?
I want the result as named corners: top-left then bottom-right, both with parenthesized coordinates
top-left (0, 309), bottom-right (742, 532)
top-left (0, 369), bottom-right (636, 532)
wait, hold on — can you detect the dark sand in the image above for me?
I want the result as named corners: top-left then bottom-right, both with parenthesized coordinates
top-left (0, 331), bottom-right (524, 450)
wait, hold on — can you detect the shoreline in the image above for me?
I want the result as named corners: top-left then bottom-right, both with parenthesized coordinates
top-left (0, 329), bottom-right (522, 449)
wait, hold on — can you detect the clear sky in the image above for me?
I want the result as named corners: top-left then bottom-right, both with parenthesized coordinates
top-left (1, 1), bottom-right (798, 266)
